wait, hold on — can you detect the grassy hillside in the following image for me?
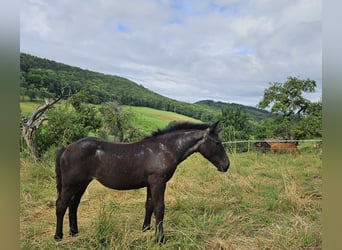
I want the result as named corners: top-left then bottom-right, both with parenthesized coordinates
top-left (126, 106), bottom-right (201, 133)
top-left (20, 152), bottom-right (321, 249)
top-left (20, 53), bottom-right (216, 121)
top-left (20, 53), bottom-right (271, 122)
top-left (20, 100), bottom-right (44, 116)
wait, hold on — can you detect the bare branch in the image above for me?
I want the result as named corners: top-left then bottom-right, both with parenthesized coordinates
top-left (28, 95), bottom-right (62, 126)
top-left (21, 89), bottom-right (67, 161)
top-left (34, 117), bottom-right (48, 130)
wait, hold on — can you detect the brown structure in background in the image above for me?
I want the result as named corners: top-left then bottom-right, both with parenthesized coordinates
top-left (255, 140), bottom-right (300, 154)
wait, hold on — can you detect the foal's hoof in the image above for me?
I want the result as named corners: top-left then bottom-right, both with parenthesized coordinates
top-left (54, 234), bottom-right (63, 241)
top-left (142, 225), bottom-right (151, 232)
top-left (69, 230), bottom-right (79, 237)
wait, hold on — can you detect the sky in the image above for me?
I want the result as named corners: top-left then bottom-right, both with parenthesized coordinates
top-left (20, 0), bottom-right (322, 107)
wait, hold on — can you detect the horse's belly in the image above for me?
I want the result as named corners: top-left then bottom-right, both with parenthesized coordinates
top-left (94, 176), bottom-right (146, 190)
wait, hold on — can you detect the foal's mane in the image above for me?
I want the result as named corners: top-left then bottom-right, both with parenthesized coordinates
top-left (145, 122), bottom-right (210, 139)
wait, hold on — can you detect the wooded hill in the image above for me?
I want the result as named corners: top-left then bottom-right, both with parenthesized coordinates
top-left (195, 100), bottom-right (272, 122)
top-left (20, 53), bottom-right (270, 122)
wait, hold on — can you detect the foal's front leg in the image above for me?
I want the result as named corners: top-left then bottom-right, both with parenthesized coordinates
top-left (150, 180), bottom-right (166, 243)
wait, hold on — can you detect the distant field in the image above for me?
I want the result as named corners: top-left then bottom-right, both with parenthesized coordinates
top-left (125, 106), bottom-right (201, 133)
top-left (20, 101), bottom-right (44, 115)
top-left (20, 152), bottom-right (321, 249)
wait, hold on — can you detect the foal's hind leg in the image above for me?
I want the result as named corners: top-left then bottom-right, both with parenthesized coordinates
top-left (55, 185), bottom-right (79, 241)
top-left (142, 187), bottom-right (153, 232)
top-left (68, 182), bottom-right (90, 237)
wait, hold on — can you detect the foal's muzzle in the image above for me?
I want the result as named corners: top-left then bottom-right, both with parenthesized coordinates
top-left (217, 161), bottom-right (229, 172)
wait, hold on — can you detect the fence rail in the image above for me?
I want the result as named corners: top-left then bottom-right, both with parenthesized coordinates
top-left (222, 139), bottom-right (323, 145)
top-left (221, 139), bottom-right (322, 153)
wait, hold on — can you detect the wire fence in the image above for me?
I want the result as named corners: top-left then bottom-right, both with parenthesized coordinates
top-left (222, 139), bottom-right (323, 154)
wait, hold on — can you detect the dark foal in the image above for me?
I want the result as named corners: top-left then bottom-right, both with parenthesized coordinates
top-left (54, 122), bottom-right (229, 243)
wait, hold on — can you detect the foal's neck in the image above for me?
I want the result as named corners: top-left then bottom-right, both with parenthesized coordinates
top-left (173, 130), bottom-right (207, 163)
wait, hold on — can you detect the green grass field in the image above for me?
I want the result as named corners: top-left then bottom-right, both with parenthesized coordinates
top-left (20, 152), bottom-right (321, 249)
top-left (20, 101), bottom-right (45, 116)
top-left (125, 106), bottom-right (201, 133)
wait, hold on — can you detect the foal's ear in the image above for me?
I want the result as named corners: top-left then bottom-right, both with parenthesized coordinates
top-left (209, 121), bottom-right (220, 134)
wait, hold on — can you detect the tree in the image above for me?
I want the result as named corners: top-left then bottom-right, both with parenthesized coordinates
top-left (34, 103), bottom-right (101, 155)
top-left (219, 107), bottom-right (252, 142)
top-left (258, 76), bottom-right (317, 139)
top-left (21, 95), bottom-right (63, 160)
top-left (99, 101), bottom-right (143, 142)
top-left (293, 101), bottom-right (322, 139)
top-left (20, 85), bottom-right (77, 160)
top-left (254, 118), bottom-right (278, 140)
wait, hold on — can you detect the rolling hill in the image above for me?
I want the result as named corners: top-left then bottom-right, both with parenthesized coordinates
top-left (20, 53), bottom-right (270, 122)
top-left (195, 100), bottom-right (272, 121)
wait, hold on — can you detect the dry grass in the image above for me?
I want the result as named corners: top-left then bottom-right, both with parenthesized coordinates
top-left (20, 152), bottom-right (322, 249)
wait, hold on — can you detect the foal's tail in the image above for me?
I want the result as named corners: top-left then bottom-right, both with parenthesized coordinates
top-left (55, 147), bottom-right (66, 195)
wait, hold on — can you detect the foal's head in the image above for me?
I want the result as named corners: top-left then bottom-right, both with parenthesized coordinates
top-left (198, 122), bottom-right (230, 172)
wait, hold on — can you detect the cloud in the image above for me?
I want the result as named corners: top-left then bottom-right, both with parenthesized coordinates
top-left (20, 0), bottom-right (322, 106)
